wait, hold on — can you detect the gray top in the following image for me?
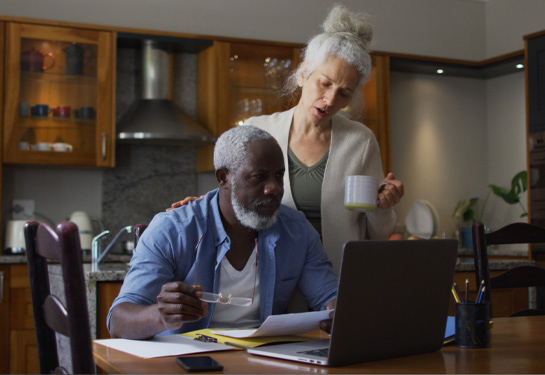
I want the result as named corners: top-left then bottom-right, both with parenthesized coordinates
top-left (288, 147), bottom-right (329, 236)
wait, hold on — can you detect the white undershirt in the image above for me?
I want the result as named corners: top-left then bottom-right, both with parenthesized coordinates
top-left (208, 247), bottom-right (261, 328)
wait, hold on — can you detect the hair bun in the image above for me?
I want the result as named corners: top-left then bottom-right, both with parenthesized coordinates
top-left (322, 3), bottom-right (373, 50)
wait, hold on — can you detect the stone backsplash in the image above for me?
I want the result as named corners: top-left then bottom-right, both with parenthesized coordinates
top-left (102, 46), bottom-right (200, 239)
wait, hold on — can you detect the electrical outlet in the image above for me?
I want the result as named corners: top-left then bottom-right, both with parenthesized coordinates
top-left (12, 199), bottom-right (35, 220)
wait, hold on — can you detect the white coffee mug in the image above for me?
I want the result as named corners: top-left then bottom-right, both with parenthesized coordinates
top-left (52, 142), bottom-right (73, 152)
top-left (36, 142), bottom-right (52, 151)
top-left (344, 175), bottom-right (387, 212)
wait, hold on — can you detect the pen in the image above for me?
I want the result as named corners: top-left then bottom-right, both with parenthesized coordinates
top-left (465, 279), bottom-right (469, 303)
top-left (475, 280), bottom-right (485, 303)
top-left (453, 282), bottom-right (464, 303)
top-left (451, 286), bottom-right (461, 303)
top-left (476, 286), bottom-right (486, 304)
top-left (224, 341), bottom-right (251, 350)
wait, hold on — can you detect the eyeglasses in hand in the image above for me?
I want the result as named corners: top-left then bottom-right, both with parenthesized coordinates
top-left (193, 234), bottom-right (257, 306)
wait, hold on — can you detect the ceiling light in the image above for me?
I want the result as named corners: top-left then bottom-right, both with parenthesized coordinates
top-left (436, 69), bottom-right (444, 74)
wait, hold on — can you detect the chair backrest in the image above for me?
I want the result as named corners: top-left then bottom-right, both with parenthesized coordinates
top-left (24, 220), bottom-right (95, 374)
top-left (133, 224), bottom-right (147, 247)
top-left (472, 222), bottom-right (545, 317)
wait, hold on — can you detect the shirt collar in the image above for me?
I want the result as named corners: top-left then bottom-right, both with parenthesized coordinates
top-left (208, 188), bottom-right (229, 248)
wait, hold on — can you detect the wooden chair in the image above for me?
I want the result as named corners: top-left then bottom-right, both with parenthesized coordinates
top-left (24, 220), bottom-right (95, 374)
top-left (133, 224), bottom-right (147, 247)
top-left (472, 222), bottom-right (545, 318)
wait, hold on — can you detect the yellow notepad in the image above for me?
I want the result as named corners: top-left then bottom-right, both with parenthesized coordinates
top-left (182, 329), bottom-right (313, 349)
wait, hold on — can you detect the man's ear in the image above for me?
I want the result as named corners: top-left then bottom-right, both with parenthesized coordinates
top-left (216, 168), bottom-right (230, 187)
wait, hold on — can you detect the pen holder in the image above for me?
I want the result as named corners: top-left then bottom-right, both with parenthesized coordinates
top-left (455, 302), bottom-right (490, 348)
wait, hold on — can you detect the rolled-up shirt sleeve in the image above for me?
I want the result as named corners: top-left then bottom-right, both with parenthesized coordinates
top-left (106, 213), bottom-right (197, 331)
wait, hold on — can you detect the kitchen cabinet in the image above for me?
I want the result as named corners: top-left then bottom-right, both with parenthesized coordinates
top-left (195, 41), bottom-right (391, 174)
top-left (526, 31), bottom-right (545, 132)
top-left (96, 281), bottom-right (122, 339)
top-left (0, 21), bottom-right (4, 250)
top-left (526, 30), bottom-right (545, 260)
top-left (358, 54), bottom-right (391, 175)
top-left (3, 22), bottom-right (115, 167)
top-left (0, 265), bottom-right (10, 374)
top-left (195, 40), bottom-right (301, 172)
top-left (9, 330), bottom-right (38, 375)
top-left (7, 264), bottom-right (39, 374)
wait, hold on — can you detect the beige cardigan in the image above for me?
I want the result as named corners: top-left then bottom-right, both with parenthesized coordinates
top-left (248, 108), bottom-right (396, 272)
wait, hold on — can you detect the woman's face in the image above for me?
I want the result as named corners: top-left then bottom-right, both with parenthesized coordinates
top-left (297, 55), bottom-right (360, 127)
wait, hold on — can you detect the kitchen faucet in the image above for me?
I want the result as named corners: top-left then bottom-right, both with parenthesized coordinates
top-left (91, 225), bottom-right (133, 271)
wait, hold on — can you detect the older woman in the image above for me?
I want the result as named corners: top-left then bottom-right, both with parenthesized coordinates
top-left (245, 4), bottom-right (403, 272)
top-left (171, 4), bottom-right (403, 273)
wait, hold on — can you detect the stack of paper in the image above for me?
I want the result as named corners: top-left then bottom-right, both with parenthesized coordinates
top-left (94, 309), bottom-right (333, 358)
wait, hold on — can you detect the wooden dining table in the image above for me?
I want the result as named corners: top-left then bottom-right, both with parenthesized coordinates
top-left (93, 316), bottom-right (545, 374)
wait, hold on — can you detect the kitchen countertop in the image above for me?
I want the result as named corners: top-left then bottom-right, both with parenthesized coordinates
top-left (82, 262), bottom-right (129, 281)
top-left (0, 253), bottom-right (132, 265)
top-left (455, 258), bottom-right (535, 272)
top-left (457, 246), bottom-right (529, 258)
top-left (4, 254), bottom-right (534, 280)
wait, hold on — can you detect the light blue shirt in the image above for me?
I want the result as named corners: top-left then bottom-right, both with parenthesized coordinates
top-left (108, 188), bottom-right (338, 335)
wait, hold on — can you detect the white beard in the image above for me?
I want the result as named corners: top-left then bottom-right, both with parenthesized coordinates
top-left (231, 181), bottom-right (278, 231)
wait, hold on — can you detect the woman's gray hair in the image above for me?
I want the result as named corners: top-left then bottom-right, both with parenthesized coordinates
top-left (214, 125), bottom-right (276, 174)
top-left (282, 3), bottom-right (374, 110)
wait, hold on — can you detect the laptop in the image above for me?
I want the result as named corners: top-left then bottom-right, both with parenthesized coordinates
top-left (248, 239), bottom-right (458, 367)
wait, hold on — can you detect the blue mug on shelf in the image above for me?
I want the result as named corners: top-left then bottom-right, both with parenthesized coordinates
top-left (31, 104), bottom-right (50, 117)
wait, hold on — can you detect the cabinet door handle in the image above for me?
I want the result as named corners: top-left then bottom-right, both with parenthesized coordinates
top-left (0, 271), bottom-right (4, 303)
top-left (101, 133), bottom-right (107, 161)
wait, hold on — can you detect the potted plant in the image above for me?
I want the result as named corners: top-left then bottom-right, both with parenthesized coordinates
top-left (453, 170), bottom-right (528, 248)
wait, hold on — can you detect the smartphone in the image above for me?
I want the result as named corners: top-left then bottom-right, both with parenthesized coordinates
top-left (176, 356), bottom-right (224, 372)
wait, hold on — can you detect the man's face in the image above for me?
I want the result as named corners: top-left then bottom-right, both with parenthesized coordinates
top-left (230, 140), bottom-right (284, 230)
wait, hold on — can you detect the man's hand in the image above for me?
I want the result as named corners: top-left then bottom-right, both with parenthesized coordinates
top-left (156, 282), bottom-right (209, 331)
top-left (319, 299), bottom-right (336, 334)
top-left (110, 282), bottom-right (209, 340)
top-left (166, 196), bottom-right (204, 211)
top-left (378, 173), bottom-right (404, 209)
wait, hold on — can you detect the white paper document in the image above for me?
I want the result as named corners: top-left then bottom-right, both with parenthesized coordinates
top-left (94, 334), bottom-right (234, 358)
top-left (212, 309), bottom-right (334, 338)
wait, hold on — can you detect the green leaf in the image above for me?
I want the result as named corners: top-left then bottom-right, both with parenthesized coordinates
top-left (490, 170), bottom-right (528, 205)
top-left (452, 200), bottom-right (469, 218)
top-left (452, 198), bottom-right (479, 219)
top-left (511, 170), bottom-right (527, 195)
top-left (468, 197), bottom-right (479, 207)
top-left (463, 208), bottom-right (475, 223)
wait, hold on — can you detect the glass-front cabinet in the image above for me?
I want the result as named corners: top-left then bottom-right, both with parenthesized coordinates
top-left (226, 42), bottom-right (300, 127)
top-left (3, 23), bottom-right (114, 166)
top-left (196, 40), bottom-right (301, 171)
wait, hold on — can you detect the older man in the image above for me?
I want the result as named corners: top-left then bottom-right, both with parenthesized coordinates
top-left (108, 126), bottom-right (337, 339)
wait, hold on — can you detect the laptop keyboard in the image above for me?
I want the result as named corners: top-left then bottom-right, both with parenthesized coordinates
top-left (297, 348), bottom-right (329, 357)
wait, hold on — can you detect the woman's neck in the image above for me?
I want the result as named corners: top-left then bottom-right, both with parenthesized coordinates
top-left (292, 104), bottom-right (332, 136)
top-left (289, 106), bottom-right (332, 166)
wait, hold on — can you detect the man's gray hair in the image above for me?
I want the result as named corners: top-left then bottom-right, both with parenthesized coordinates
top-left (214, 125), bottom-right (276, 174)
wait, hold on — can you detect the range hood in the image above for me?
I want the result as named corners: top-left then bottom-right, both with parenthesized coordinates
top-left (116, 39), bottom-right (215, 145)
